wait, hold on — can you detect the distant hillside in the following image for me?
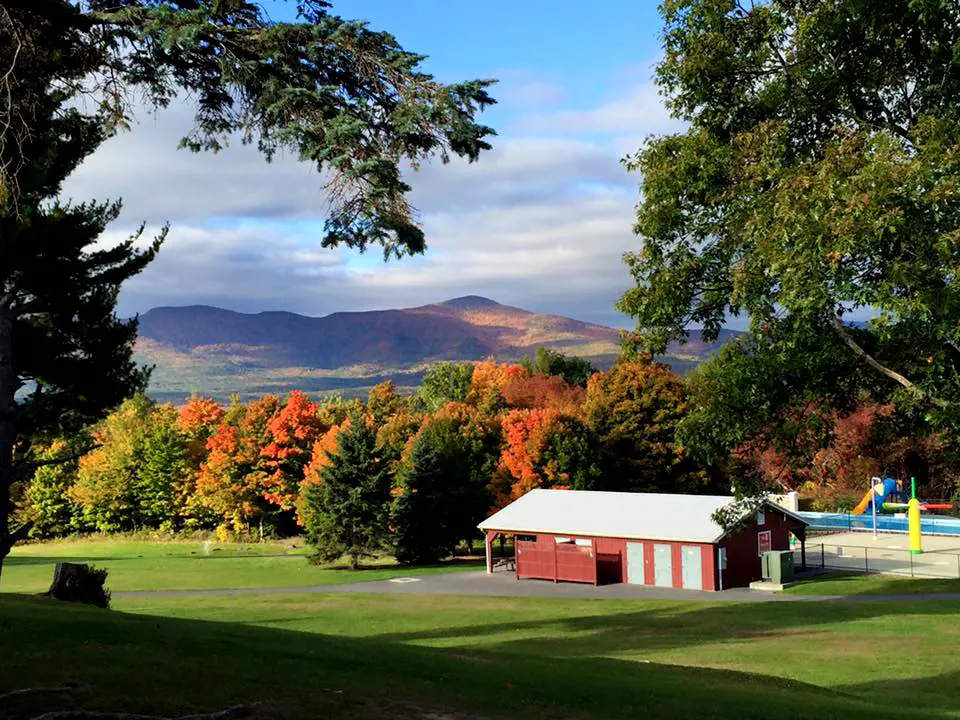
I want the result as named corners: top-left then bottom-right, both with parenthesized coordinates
top-left (134, 296), bottom-right (739, 402)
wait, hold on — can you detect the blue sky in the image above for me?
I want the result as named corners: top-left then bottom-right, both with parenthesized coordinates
top-left (66, 1), bottom-right (678, 328)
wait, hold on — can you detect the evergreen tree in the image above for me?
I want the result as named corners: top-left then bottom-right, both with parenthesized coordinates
top-left (392, 416), bottom-right (494, 564)
top-left (392, 422), bottom-right (458, 565)
top-left (302, 418), bottom-right (391, 569)
top-left (0, 1), bottom-right (495, 576)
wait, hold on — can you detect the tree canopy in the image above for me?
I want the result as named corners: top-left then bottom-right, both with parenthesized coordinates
top-left (0, 0), bottom-right (496, 573)
top-left (620, 1), bottom-right (960, 479)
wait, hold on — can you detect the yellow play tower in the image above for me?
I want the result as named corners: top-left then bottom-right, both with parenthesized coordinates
top-left (909, 476), bottom-right (922, 555)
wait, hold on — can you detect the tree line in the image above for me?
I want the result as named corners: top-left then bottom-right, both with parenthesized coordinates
top-left (15, 350), bottom-right (713, 565)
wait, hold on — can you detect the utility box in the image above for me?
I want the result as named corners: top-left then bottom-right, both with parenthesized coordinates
top-left (762, 550), bottom-right (795, 584)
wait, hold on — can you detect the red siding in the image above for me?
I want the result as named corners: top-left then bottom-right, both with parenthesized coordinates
top-left (671, 544), bottom-right (684, 588)
top-left (595, 537), bottom-right (627, 583)
top-left (643, 542), bottom-right (655, 585)
top-left (516, 535), bottom-right (597, 584)
top-left (503, 505), bottom-right (805, 591)
top-left (717, 507), bottom-right (804, 589)
top-left (701, 543), bottom-right (716, 591)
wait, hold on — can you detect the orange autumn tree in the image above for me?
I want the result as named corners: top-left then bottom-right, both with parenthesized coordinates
top-left (501, 371), bottom-right (586, 414)
top-left (261, 391), bottom-right (325, 512)
top-left (494, 407), bottom-right (600, 507)
top-left (584, 357), bottom-right (709, 493)
top-left (176, 394), bottom-right (225, 523)
top-left (466, 359), bottom-right (524, 412)
top-left (195, 395), bottom-right (281, 535)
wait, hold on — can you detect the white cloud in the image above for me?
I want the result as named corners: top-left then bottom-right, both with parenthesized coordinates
top-left (516, 81), bottom-right (682, 139)
top-left (65, 67), bottom-right (680, 330)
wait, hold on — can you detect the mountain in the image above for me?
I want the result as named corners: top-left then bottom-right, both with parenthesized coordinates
top-left (134, 296), bottom-right (738, 402)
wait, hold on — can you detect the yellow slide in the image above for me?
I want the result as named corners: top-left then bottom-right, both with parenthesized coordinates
top-left (851, 489), bottom-right (874, 515)
top-left (852, 478), bottom-right (897, 515)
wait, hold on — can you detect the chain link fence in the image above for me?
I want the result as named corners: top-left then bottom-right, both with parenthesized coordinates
top-left (794, 542), bottom-right (960, 579)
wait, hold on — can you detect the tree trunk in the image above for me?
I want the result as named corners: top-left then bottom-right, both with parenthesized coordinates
top-left (0, 306), bottom-right (17, 580)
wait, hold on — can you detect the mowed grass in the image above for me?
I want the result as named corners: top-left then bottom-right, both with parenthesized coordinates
top-left (787, 571), bottom-right (960, 596)
top-left (1, 537), bottom-right (479, 593)
top-left (6, 539), bottom-right (960, 719)
top-left (8, 592), bottom-right (960, 720)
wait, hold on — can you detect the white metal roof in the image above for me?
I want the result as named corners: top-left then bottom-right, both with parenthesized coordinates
top-left (478, 489), bottom-right (806, 544)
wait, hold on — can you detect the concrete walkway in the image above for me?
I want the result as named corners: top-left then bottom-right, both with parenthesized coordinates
top-left (113, 570), bottom-right (960, 603)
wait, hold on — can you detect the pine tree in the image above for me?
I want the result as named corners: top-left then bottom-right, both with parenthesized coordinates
top-left (392, 425), bottom-right (456, 565)
top-left (302, 418), bottom-right (391, 569)
top-left (0, 1), bottom-right (496, 576)
top-left (392, 416), bottom-right (494, 564)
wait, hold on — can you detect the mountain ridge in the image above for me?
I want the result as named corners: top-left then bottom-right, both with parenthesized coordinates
top-left (134, 296), bottom-right (739, 402)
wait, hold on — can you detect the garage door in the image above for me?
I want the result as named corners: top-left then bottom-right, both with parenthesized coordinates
top-left (681, 545), bottom-right (702, 590)
top-left (653, 543), bottom-right (673, 587)
top-left (626, 542), bottom-right (645, 584)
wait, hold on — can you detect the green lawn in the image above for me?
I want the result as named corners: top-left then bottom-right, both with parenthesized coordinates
top-left (786, 571), bottom-right (960, 596)
top-left (6, 539), bottom-right (960, 719)
top-left (5, 590), bottom-right (960, 720)
top-left (1, 538), bottom-right (479, 593)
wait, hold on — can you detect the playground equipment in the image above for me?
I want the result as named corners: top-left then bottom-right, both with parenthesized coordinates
top-left (852, 476), bottom-right (953, 554)
top-left (852, 477), bottom-right (902, 515)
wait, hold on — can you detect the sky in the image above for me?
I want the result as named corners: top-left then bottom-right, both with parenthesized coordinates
top-left (63, 0), bottom-right (679, 329)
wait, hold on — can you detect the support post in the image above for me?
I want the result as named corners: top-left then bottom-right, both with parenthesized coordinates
top-left (484, 531), bottom-right (494, 575)
top-left (871, 476), bottom-right (878, 539)
top-left (800, 538), bottom-right (806, 572)
top-left (821, 543), bottom-right (825, 569)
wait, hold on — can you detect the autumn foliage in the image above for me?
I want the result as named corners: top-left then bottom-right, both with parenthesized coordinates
top-left (17, 353), bottom-right (735, 551)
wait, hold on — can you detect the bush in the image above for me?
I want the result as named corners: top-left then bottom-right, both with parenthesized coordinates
top-left (45, 562), bottom-right (111, 609)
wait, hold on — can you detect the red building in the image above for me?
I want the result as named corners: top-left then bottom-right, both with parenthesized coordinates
top-left (479, 489), bottom-right (809, 591)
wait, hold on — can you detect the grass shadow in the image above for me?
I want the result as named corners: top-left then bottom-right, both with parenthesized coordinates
top-left (367, 593), bottom-right (960, 659)
top-left (0, 594), bottom-right (931, 720)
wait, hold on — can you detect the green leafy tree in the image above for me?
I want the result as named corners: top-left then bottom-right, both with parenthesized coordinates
top-left (137, 405), bottom-right (193, 531)
top-left (21, 436), bottom-right (88, 538)
top-left (302, 417), bottom-right (391, 568)
top-left (419, 362), bottom-right (474, 412)
top-left (367, 381), bottom-right (406, 427)
top-left (619, 1), bottom-right (960, 474)
top-left (584, 357), bottom-right (710, 493)
top-left (71, 395), bottom-right (154, 532)
top-left (520, 348), bottom-right (596, 388)
top-left (0, 1), bottom-right (495, 575)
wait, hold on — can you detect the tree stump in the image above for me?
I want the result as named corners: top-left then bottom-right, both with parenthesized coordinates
top-left (46, 562), bottom-right (111, 608)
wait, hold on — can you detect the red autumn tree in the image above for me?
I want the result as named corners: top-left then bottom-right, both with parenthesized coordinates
top-left (261, 391), bottom-right (325, 511)
top-left (195, 395), bottom-right (280, 534)
top-left (501, 372), bottom-right (586, 414)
